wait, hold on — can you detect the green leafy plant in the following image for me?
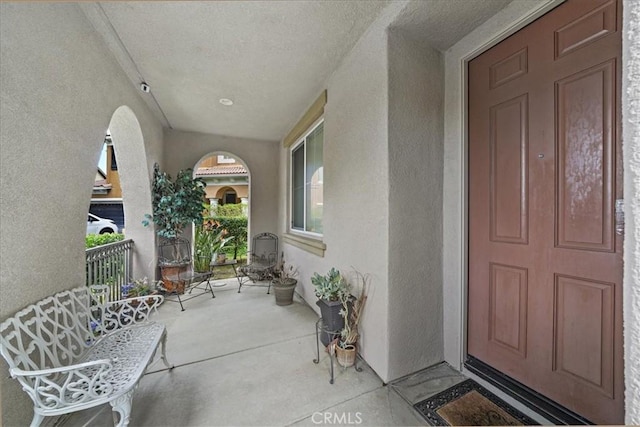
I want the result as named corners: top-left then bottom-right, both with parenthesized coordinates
top-left (142, 163), bottom-right (207, 239)
top-left (133, 278), bottom-right (152, 296)
top-left (85, 233), bottom-right (124, 249)
top-left (213, 203), bottom-right (245, 217)
top-left (193, 219), bottom-right (235, 272)
top-left (311, 268), bottom-right (350, 301)
top-left (209, 214), bottom-right (248, 260)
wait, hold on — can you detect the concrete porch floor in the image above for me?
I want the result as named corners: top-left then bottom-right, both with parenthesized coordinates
top-left (58, 279), bottom-right (547, 426)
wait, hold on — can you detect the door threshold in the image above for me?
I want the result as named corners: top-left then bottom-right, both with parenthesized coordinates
top-left (464, 356), bottom-right (593, 425)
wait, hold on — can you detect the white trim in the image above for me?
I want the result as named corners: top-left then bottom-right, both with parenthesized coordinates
top-left (289, 117), bottom-right (324, 238)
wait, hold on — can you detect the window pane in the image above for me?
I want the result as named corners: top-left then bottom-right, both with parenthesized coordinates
top-left (305, 123), bottom-right (323, 233)
top-left (292, 144), bottom-right (305, 229)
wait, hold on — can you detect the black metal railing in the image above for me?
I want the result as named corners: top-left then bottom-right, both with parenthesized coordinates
top-left (86, 239), bottom-right (133, 301)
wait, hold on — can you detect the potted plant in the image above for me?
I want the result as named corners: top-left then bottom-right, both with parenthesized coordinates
top-left (142, 163), bottom-right (206, 292)
top-left (143, 163), bottom-right (207, 239)
top-left (311, 267), bottom-right (351, 346)
top-left (335, 271), bottom-right (369, 367)
top-left (271, 253), bottom-right (298, 306)
top-left (121, 277), bottom-right (160, 306)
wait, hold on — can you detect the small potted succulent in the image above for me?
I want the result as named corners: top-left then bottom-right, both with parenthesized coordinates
top-left (271, 253), bottom-right (298, 306)
top-left (311, 267), bottom-right (351, 346)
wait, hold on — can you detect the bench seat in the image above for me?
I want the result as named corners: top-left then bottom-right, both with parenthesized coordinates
top-left (0, 286), bottom-right (173, 427)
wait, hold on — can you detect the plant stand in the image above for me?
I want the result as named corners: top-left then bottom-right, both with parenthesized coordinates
top-left (315, 299), bottom-right (345, 346)
top-left (313, 318), bottom-right (362, 384)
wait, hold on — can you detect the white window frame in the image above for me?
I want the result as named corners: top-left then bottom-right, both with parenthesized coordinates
top-left (289, 117), bottom-right (324, 238)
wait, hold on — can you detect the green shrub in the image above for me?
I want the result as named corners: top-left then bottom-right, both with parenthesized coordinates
top-left (210, 216), bottom-right (247, 260)
top-left (86, 233), bottom-right (125, 249)
top-left (213, 203), bottom-right (245, 217)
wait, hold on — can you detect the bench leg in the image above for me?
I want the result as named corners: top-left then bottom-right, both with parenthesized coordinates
top-left (161, 330), bottom-right (174, 369)
top-left (110, 390), bottom-right (134, 427)
top-left (29, 412), bottom-right (44, 427)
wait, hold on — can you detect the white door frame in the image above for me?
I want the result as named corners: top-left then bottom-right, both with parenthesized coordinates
top-left (444, 0), bottom-right (640, 423)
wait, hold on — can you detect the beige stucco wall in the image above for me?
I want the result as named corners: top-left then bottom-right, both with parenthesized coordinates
top-left (277, 0), bottom-right (447, 383)
top-left (0, 3), bottom-right (164, 425)
top-left (387, 29), bottom-right (444, 379)
top-left (278, 7), bottom-right (393, 382)
top-left (164, 130), bottom-right (279, 239)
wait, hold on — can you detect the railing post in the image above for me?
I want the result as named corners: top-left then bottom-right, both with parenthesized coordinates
top-left (85, 239), bottom-right (134, 302)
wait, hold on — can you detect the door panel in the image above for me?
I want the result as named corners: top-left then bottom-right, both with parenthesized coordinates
top-left (489, 263), bottom-right (528, 358)
top-left (554, 1), bottom-right (617, 58)
top-left (490, 95), bottom-right (529, 244)
top-left (553, 275), bottom-right (614, 398)
top-left (556, 60), bottom-right (615, 251)
top-left (468, 0), bottom-right (623, 423)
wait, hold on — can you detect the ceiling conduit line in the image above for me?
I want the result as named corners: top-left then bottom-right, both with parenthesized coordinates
top-left (91, 3), bottom-right (173, 129)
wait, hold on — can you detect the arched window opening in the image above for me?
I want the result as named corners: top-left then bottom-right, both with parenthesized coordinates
top-left (88, 131), bottom-right (124, 234)
top-left (193, 152), bottom-right (250, 270)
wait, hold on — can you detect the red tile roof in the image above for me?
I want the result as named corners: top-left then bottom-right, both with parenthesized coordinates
top-left (195, 165), bottom-right (247, 176)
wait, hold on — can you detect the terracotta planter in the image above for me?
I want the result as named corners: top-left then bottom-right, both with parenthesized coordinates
top-left (272, 278), bottom-right (297, 306)
top-left (336, 343), bottom-right (357, 367)
top-left (159, 264), bottom-right (188, 294)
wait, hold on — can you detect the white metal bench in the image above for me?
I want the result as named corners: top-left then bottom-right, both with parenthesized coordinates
top-left (0, 285), bottom-right (173, 427)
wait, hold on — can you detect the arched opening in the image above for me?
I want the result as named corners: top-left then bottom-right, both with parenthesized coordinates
top-left (88, 132), bottom-right (123, 234)
top-left (105, 106), bottom-right (155, 280)
top-left (193, 152), bottom-right (250, 275)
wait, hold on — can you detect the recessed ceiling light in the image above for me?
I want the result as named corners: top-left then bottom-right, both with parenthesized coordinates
top-left (219, 98), bottom-right (234, 106)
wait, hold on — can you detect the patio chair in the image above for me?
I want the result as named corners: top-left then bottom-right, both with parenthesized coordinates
top-left (238, 232), bottom-right (278, 293)
top-left (157, 237), bottom-right (215, 310)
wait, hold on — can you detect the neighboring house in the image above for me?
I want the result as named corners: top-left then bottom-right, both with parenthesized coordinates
top-left (195, 155), bottom-right (248, 214)
top-left (90, 139), bottom-right (125, 231)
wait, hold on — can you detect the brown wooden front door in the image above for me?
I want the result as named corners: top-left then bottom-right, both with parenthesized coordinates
top-left (467, 0), bottom-right (623, 423)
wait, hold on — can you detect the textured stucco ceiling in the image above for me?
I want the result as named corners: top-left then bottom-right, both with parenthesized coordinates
top-left (94, 0), bottom-right (512, 142)
top-left (392, 0), bottom-right (513, 51)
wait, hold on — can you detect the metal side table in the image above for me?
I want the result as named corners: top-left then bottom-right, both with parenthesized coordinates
top-left (313, 318), bottom-right (362, 384)
top-left (210, 259), bottom-right (242, 288)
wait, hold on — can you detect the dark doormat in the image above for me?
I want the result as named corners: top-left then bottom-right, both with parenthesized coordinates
top-left (413, 379), bottom-right (538, 426)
